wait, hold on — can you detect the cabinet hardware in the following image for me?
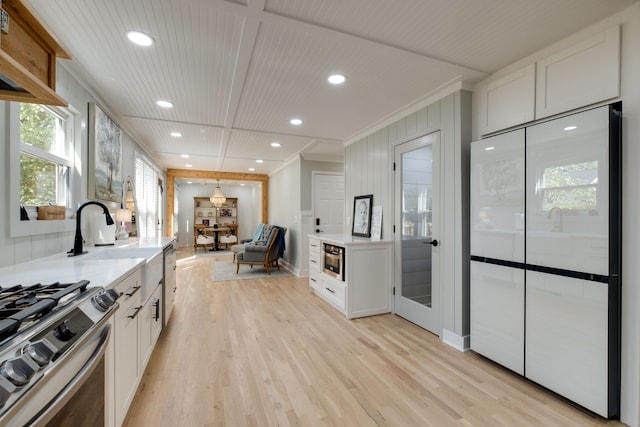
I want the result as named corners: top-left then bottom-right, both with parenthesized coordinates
top-left (128, 305), bottom-right (143, 319)
top-left (125, 286), bottom-right (141, 297)
top-left (325, 287), bottom-right (335, 294)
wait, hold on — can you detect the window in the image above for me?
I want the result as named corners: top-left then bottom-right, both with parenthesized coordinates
top-left (135, 155), bottom-right (161, 238)
top-left (9, 102), bottom-right (78, 237)
top-left (540, 160), bottom-right (599, 214)
top-left (19, 104), bottom-right (72, 207)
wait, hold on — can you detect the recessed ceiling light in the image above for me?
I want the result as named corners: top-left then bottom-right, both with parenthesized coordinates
top-left (171, 132), bottom-right (182, 137)
top-left (328, 74), bottom-right (346, 85)
top-left (185, 164), bottom-right (192, 168)
top-left (290, 118), bottom-right (303, 125)
top-left (180, 154), bottom-right (189, 158)
top-left (156, 100), bottom-right (174, 108)
top-left (256, 159), bottom-right (264, 163)
top-left (127, 31), bottom-right (154, 47)
top-left (248, 167), bottom-right (255, 171)
top-left (564, 126), bottom-right (577, 131)
top-left (271, 142), bottom-right (281, 148)
top-left (484, 146), bottom-right (495, 151)
top-left (187, 181), bottom-right (193, 184)
top-left (240, 183), bottom-right (245, 186)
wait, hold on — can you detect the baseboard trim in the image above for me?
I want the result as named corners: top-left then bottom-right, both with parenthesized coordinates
top-left (442, 329), bottom-right (470, 352)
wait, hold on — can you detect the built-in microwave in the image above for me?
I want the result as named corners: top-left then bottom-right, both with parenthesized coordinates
top-left (322, 243), bottom-right (345, 281)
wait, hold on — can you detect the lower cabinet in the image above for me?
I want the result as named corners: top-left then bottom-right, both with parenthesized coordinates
top-left (308, 236), bottom-right (391, 319)
top-left (139, 283), bottom-right (163, 372)
top-left (112, 269), bottom-right (143, 427)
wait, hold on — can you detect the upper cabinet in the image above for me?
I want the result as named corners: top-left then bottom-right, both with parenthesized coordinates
top-left (536, 26), bottom-right (620, 119)
top-left (476, 26), bottom-right (620, 136)
top-left (477, 64), bottom-right (535, 136)
top-left (0, 0), bottom-right (70, 106)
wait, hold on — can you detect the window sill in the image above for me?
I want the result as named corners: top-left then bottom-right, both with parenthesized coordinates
top-left (11, 219), bottom-right (75, 238)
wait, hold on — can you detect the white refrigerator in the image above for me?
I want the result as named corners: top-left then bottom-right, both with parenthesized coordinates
top-left (470, 102), bottom-right (621, 418)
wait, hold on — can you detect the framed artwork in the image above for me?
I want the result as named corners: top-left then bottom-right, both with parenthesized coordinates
top-left (202, 219), bottom-right (210, 226)
top-left (352, 194), bottom-right (373, 237)
top-left (370, 205), bottom-right (382, 240)
top-left (88, 102), bottom-right (123, 203)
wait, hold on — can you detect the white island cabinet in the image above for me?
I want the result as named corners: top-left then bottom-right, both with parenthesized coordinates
top-left (308, 235), bottom-right (392, 319)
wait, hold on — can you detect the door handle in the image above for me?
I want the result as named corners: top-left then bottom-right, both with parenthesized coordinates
top-left (429, 239), bottom-right (439, 247)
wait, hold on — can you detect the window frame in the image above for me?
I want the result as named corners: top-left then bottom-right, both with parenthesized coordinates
top-left (9, 102), bottom-right (79, 237)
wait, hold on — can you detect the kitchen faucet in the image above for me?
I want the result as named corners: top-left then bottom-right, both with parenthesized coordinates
top-left (68, 201), bottom-right (114, 257)
top-left (547, 206), bottom-right (563, 232)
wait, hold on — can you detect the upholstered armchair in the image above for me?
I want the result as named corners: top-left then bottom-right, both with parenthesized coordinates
top-left (235, 225), bottom-right (286, 274)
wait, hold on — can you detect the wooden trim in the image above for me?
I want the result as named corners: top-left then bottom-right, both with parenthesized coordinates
top-left (165, 169), bottom-right (269, 237)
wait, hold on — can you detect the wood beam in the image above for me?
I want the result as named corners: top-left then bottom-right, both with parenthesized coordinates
top-left (165, 169), bottom-right (269, 236)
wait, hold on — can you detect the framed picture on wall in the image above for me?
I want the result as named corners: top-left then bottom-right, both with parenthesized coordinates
top-left (352, 194), bottom-right (373, 237)
top-left (88, 102), bottom-right (123, 203)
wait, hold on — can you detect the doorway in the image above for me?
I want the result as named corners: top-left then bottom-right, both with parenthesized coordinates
top-left (394, 132), bottom-right (441, 335)
top-left (313, 172), bottom-right (345, 235)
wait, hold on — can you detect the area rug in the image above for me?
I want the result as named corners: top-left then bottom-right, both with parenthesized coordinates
top-left (211, 261), bottom-right (291, 282)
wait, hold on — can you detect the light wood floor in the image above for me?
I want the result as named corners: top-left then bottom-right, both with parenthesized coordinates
top-left (122, 248), bottom-right (627, 427)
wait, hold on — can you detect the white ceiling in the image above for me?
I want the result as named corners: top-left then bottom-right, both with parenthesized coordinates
top-left (27, 0), bottom-right (636, 178)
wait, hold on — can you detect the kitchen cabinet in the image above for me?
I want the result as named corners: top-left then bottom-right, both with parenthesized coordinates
top-left (475, 26), bottom-right (620, 136)
top-left (0, 0), bottom-right (70, 105)
top-left (308, 235), bottom-right (391, 319)
top-left (476, 65), bottom-right (535, 135)
top-left (112, 268), bottom-right (143, 427)
top-left (139, 284), bottom-right (163, 370)
top-left (163, 241), bottom-right (177, 327)
top-left (536, 26), bottom-right (620, 119)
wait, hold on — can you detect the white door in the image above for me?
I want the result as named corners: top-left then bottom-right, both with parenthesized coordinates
top-left (313, 172), bottom-right (344, 235)
top-left (394, 133), bottom-right (441, 335)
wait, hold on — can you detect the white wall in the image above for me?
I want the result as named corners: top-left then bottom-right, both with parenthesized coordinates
top-left (344, 90), bottom-right (471, 347)
top-left (174, 182), bottom-right (262, 248)
top-left (471, 4), bottom-right (640, 425)
top-left (0, 65), bottom-right (162, 267)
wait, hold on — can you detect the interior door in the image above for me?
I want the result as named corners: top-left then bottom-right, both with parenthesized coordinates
top-left (394, 133), bottom-right (440, 335)
top-left (313, 172), bottom-right (345, 234)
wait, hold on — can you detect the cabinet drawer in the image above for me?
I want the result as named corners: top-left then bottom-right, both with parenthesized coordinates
top-left (113, 269), bottom-right (142, 312)
top-left (309, 270), bottom-right (321, 291)
top-left (309, 239), bottom-right (321, 253)
top-left (309, 250), bottom-right (321, 272)
top-left (321, 276), bottom-right (345, 310)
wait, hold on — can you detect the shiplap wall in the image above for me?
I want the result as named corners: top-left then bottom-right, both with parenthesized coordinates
top-left (0, 65), bottom-right (162, 268)
top-left (345, 90), bottom-right (471, 343)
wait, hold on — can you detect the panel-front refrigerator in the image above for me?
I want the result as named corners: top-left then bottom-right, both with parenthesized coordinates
top-left (470, 102), bottom-right (621, 418)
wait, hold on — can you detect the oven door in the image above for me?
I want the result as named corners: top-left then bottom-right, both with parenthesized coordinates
top-left (2, 315), bottom-right (113, 427)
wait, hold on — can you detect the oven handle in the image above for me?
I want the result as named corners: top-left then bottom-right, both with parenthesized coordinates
top-left (29, 323), bottom-right (112, 427)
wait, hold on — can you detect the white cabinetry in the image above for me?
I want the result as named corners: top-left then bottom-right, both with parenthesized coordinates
top-left (476, 26), bottom-right (620, 136)
top-left (112, 268), bottom-right (143, 427)
top-left (477, 65), bottom-right (535, 135)
top-left (308, 235), bottom-right (391, 319)
top-left (536, 26), bottom-right (620, 119)
top-left (163, 243), bottom-right (176, 326)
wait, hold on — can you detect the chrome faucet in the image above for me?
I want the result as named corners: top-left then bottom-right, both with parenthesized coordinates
top-left (68, 201), bottom-right (114, 257)
top-left (547, 207), bottom-right (563, 232)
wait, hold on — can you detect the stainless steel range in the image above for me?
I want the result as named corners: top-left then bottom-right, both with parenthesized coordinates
top-left (0, 280), bottom-right (119, 426)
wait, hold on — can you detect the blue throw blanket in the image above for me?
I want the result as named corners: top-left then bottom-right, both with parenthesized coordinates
top-left (273, 226), bottom-right (286, 258)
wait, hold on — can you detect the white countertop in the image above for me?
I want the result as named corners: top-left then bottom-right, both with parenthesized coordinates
top-left (0, 236), bottom-right (176, 289)
top-left (309, 234), bottom-right (392, 245)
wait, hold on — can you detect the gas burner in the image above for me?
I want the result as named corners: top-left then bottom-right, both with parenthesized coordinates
top-left (0, 281), bottom-right (90, 343)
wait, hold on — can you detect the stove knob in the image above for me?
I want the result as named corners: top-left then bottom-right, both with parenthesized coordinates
top-left (23, 340), bottom-right (55, 367)
top-left (0, 356), bottom-right (37, 386)
top-left (53, 321), bottom-right (76, 342)
top-left (92, 289), bottom-right (120, 312)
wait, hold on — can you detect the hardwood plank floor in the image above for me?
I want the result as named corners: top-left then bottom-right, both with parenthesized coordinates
top-left (122, 248), bottom-right (627, 427)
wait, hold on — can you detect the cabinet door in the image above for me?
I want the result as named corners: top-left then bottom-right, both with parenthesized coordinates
top-left (164, 249), bottom-right (176, 327)
top-left (470, 129), bottom-right (525, 263)
top-left (525, 271), bottom-right (608, 417)
top-left (470, 261), bottom-right (524, 375)
top-left (536, 26), bottom-right (620, 119)
top-left (477, 64), bottom-right (535, 135)
top-left (115, 301), bottom-right (140, 427)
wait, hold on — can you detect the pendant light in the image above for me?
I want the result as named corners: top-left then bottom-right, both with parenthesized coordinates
top-left (210, 179), bottom-right (226, 207)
